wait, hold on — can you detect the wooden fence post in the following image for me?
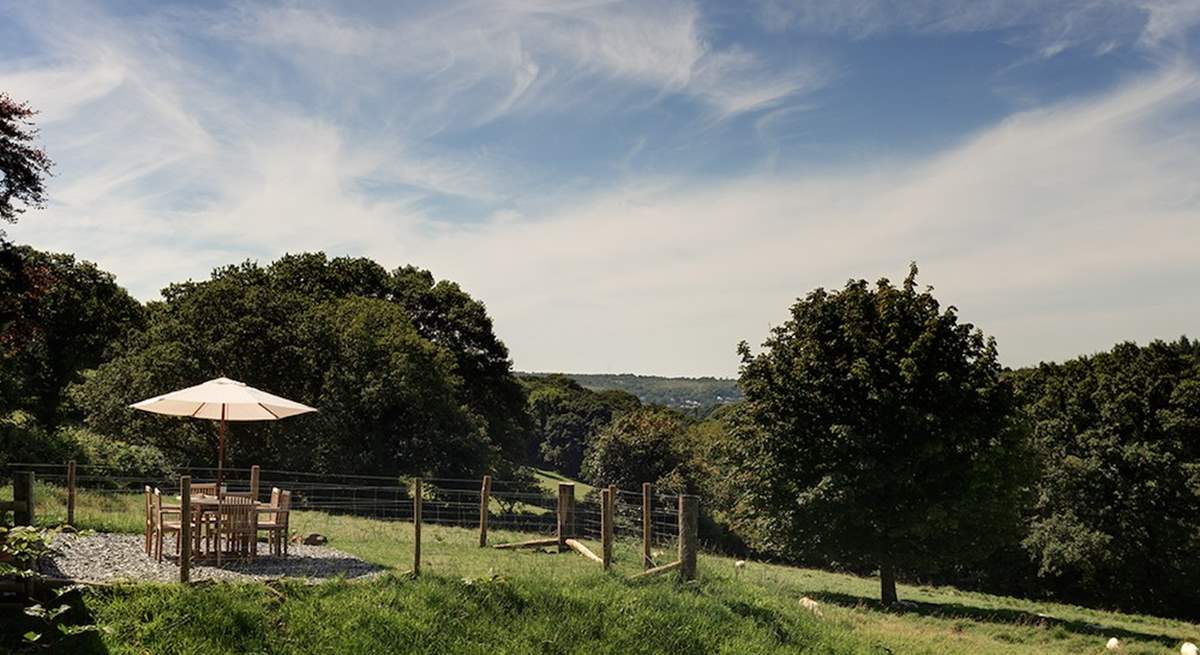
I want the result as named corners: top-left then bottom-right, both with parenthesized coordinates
top-left (642, 482), bottom-right (652, 569)
top-left (601, 488), bottom-right (613, 571)
top-left (179, 476), bottom-right (192, 583)
top-left (678, 494), bottom-right (698, 581)
top-left (413, 478), bottom-right (422, 575)
top-left (249, 465), bottom-right (260, 502)
top-left (556, 482), bottom-right (573, 550)
top-left (479, 474), bottom-right (492, 547)
top-left (13, 471), bottom-right (34, 526)
top-left (66, 460), bottom-right (77, 527)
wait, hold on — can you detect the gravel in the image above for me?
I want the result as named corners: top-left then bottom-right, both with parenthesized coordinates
top-left (40, 533), bottom-right (382, 584)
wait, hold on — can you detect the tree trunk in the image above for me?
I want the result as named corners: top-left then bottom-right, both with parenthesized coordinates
top-left (880, 560), bottom-right (898, 606)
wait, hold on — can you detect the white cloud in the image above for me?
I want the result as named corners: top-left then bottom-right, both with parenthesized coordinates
top-left (2, 2), bottom-right (1198, 377)
top-left (216, 1), bottom-right (828, 123)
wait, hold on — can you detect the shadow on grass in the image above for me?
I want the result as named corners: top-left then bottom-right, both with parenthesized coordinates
top-left (811, 591), bottom-right (1181, 648)
top-left (0, 582), bottom-right (109, 655)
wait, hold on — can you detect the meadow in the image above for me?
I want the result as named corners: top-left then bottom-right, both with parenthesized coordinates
top-left (4, 481), bottom-right (1198, 654)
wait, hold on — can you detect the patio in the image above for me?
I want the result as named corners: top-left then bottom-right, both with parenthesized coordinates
top-left (42, 532), bottom-right (381, 583)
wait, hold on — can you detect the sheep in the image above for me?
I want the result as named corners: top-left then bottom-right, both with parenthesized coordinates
top-left (1181, 642), bottom-right (1198, 655)
top-left (799, 596), bottom-right (823, 618)
top-left (734, 560), bottom-right (747, 575)
top-left (1106, 637), bottom-right (1121, 651)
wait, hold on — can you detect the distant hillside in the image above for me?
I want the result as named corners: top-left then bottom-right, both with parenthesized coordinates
top-left (520, 372), bottom-right (742, 410)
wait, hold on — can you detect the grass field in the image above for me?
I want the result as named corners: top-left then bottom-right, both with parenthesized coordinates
top-left (4, 482), bottom-right (1199, 654)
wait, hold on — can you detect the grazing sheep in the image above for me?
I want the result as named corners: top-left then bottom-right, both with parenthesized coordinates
top-left (799, 596), bottom-right (823, 618)
top-left (1181, 642), bottom-right (1198, 655)
top-left (1106, 637), bottom-right (1121, 650)
top-left (734, 560), bottom-right (747, 575)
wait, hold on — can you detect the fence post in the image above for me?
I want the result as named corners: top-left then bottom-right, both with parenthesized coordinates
top-left (678, 494), bottom-right (698, 581)
top-left (556, 482), bottom-right (573, 551)
top-left (479, 474), bottom-right (492, 548)
top-left (642, 482), bottom-right (652, 569)
top-left (249, 465), bottom-right (260, 502)
top-left (13, 471), bottom-right (34, 526)
top-left (66, 460), bottom-right (77, 527)
top-left (413, 478), bottom-right (422, 575)
top-left (179, 476), bottom-right (191, 583)
top-left (601, 488), bottom-right (613, 571)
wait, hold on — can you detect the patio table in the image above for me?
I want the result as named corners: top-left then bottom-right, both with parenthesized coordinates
top-left (184, 494), bottom-right (275, 561)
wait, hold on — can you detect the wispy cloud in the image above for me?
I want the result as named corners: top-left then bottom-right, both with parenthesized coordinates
top-left (753, 0), bottom-right (1200, 57)
top-left (1, 1), bottom-right (1198, 376)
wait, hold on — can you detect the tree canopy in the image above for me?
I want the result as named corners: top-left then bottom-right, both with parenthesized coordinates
top-left (0, 93), bottom-right (53, 228)
top-left (734, 265), bottom-right (1026, 604)
top-left (72, 253), bottom-right (525, 477)
top-left (521, 374), bottom-right (640, 478)
top-left (1014, 337), bottom-right (1200, 617)
top-left (0, 244), bottom-right (144, 427)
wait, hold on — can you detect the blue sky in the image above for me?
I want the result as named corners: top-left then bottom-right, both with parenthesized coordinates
top-left (2, 0), bottom-right (1199, 376)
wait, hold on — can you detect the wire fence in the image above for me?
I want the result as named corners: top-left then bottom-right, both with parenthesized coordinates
top-left (2, 462), bottom-right (682, 548)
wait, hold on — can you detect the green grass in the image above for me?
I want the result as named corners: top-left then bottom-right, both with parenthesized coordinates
top-left (5, 483), bottom-right (1199, 654)
top-left (532, 468), bottom-right (595, 502)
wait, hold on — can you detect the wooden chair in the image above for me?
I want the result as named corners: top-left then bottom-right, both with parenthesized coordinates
top-left (214, 495), bottom-right (256, 565)
top-left (152, 488), bottom-right (182, 563)
top-left (186, 481), bottom-right (223, 553)
top-left (257, 488), bottom-right (292, 557)
top-left (189, 482), bottom-right (223, 496)
top-left (143, 486), bottom-right (153, 555)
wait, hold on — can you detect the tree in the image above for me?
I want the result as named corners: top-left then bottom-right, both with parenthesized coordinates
top-left (582, 407), bottom-right (687, 490)
top-left (73, 259), bottom-right (492, 476)
top-left (259, 254), bottom-right (532, 464)
top-left (0, 93), bottom-right (53, 229)
top-left (1015, 337), bottom-right (1200, 618)
top-left (735, 265), bottom-right (1025, 605)
top-left (522, 374), bottom-right (640, 477)
top-left (0, 244), bottom-right (144, 426)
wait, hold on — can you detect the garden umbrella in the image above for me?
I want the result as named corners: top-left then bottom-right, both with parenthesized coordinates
top-left (130, 377), bottom-right (317, 491)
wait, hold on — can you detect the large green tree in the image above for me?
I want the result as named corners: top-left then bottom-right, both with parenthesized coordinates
top-left (261, 254), bottom-right (531, 463)
top-left (582, 407), bottom-right (688, 491)
top-left (735, 265), bottom-right (1026, 604)
top-left (1015, 337), bottom-right (1200, 618)
top-left (0, 244), bottom-right (144, 426)
top-left (74, 255), bottom-right (510, 476)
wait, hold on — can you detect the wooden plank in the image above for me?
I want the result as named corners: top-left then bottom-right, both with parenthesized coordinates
top-left (492, 537), bottom-right (559, 550)
top-left (12, 471), bottom-right (33, 526)
top-left (601, 488), bottom-right (613, 571)
top-left (642, 482), bottom-right (652, 569)
top-left (564, 538), bottom-right (602, 564)
top-left (179, 476), bottom-right (191, 583)
top-left (479, 475), bottom-right (492, 548)
top-left (678, 495), bottom-right (698, 581)
top-left (631, 560), bottom-right (681, 579)
top-left (556, 482), bottom-right (574, 551)
top-left (66, 460), bottom-right (77, 526)
top-left (413, 478), bottom-right (422, 575)
top-left (249, 465), bottom-right (260, 502)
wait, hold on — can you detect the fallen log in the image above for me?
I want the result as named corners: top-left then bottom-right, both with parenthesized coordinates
top-left (631, 560), bottom-right (681, 579)
top-left (564, 539), bottom-right (602, 564)
top-left (492, 537), bottom-right (560, 550)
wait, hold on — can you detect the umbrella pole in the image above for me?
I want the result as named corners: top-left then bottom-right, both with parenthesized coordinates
top-left (217, 405), bottom-right (226, 496)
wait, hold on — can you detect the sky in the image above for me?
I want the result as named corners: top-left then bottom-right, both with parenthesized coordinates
top-left (2, 0), bottom-right (1199, 377)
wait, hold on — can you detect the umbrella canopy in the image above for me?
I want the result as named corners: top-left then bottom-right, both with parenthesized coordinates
top-left (130, 377), bottom-right (316, 490)
top-left (131, 377), bottom-right (316, 421)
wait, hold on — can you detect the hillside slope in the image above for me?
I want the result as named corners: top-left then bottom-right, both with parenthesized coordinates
top-left (521, 372), bottom-right (742, 410)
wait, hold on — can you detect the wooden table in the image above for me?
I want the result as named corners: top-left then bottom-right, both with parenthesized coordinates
top-left (185, 495), bottom-right (270, 561)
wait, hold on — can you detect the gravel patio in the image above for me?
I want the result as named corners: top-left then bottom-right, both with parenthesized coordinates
top-left (40, 533), bottom-right (382, 583)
